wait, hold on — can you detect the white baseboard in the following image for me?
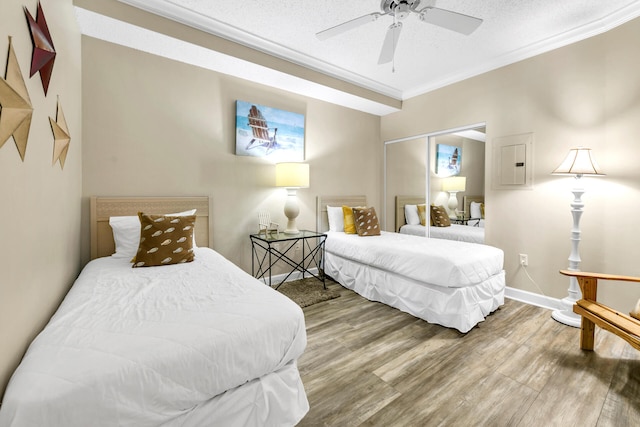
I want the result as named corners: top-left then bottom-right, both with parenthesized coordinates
top-left (505, 286), bottom-right (563, 311)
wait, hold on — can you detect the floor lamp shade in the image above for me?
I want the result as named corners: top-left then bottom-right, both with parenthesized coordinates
top-left (442, 176), bottom-right (466, 218)
top-left (551, 147), bottom-right (604, 327)
top-left (552, 147), bottom-right (604, 177)
top-left (276, 163), bottom-right (309, 234)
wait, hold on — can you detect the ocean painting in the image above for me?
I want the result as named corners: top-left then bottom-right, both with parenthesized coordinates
top-left (436, 144), bottom-right (462, 177)
top-left (235, 100), bottom-right (305, 162)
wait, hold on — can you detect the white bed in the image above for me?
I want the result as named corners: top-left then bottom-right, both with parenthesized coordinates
top-left (396, 195), bottom-right (485, 244)
top-left (0, 197), bottom-right (308, 427)
top-left (317, 196), bottom-right (505, 333)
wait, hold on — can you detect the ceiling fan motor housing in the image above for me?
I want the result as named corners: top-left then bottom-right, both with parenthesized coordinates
top-left (381, 0), bottom-right (423, 20)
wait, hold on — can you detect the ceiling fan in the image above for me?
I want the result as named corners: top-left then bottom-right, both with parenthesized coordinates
top-left (316, 0), bottom-right (483, 65)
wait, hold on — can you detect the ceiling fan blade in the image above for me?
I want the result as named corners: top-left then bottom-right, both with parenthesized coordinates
top-left (419, 7), bottom-right (482, 35)
top-left (316, 12), bottom-right (382, 41)
top-left (378, 22), bottom-right (403, 65)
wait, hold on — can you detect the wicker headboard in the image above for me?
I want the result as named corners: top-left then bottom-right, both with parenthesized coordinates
top-left (463, 195), bottom-right (484, 219)
top-left (90, 196), bottom-right (210, 260)
top-left (316, 195), bottom-right (367, 233)
top-left (395, 195), bottom-right (426, 232)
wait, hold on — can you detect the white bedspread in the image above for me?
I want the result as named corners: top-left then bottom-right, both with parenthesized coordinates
top-left (325, 231), bottom-right (503, 288)
top-left (0, 248), bottom-right (307, 427)
top-left (400, 223), bottom-right (485, 244)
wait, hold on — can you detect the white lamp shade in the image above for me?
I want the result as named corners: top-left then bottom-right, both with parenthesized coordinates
top-left (552, 147), bottom-right (604, 176)
top-left (275, 163), bottom-right (310, 188)
top-left (442, 176), bottom-right (466, 192)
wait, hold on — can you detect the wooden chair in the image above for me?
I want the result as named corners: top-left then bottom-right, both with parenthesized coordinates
top-left (258, 211), bottom-right (279, 237)
top-left (560, 270), bottom-right (640, 351)
top-left (245, 105), bottom-right (278, 153)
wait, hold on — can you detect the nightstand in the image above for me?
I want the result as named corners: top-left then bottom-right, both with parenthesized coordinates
top-left (250, 230), bottom-right (326, 289)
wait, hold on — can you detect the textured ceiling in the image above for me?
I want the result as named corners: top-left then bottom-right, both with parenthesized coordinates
top-left (76, 0), bottom-right (640, 115)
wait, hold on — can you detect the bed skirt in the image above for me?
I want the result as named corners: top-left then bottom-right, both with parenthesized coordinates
top-left (324, 252), bottom-right (505, 333)
top-left (176, 360), bottom-right (309, 427)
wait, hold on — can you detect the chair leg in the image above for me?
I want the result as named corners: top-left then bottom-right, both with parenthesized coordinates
top-left (580, 316), bottom-right (595, 351)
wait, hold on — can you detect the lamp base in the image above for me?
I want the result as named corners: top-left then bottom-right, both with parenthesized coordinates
top-left (551, 296), bottom-right (581, 328)
top-left (283, 189), bottom-right (300, 234)
top-left (283, 224), bottom-right (300, 234)
top-left (551, 310), bottom-right (581, 328)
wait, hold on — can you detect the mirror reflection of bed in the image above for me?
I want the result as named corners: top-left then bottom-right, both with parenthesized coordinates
top-left (384, 124), bottom-right (487, 244)
top-left (396, 195), bottom-right (485, 244)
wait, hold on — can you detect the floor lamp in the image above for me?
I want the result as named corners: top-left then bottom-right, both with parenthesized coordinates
top-left (275, 162), bottom-right (309, 234)
top-left (551, 147), bottom-right (604, 327)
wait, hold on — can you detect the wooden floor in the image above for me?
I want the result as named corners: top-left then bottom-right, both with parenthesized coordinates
top-left (296, 281), bottom-right (640, 426)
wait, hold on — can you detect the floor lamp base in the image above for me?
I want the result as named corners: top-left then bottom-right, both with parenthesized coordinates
top-left (551, 309), bottom-right (581, 328)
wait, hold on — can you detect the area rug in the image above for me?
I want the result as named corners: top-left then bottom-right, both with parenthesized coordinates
top-left (276, 277), bottom-right (340, 308)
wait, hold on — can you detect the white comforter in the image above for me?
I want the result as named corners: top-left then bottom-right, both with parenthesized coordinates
top-left (325, 231), bottom-right (503, 288)
top-left (0, 248), bottom-right (307, 426)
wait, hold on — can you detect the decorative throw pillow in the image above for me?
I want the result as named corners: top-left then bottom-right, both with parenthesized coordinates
top-left (417, 204), bottom-right (427, 226)
top-left (132, 213), bottom-right (196, 267)
top-left (110, 209), bottom-right (197, 259)
top-left (631, 299), bottom-right (640, 321)
top-left (430, 205), bottom-right (451, 227)
top-left (352, 206), bottom-right (381, 236)
top-left (342, 205), bottom-right (357, 234)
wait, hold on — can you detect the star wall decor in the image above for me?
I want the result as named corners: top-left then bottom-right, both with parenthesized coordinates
top-left (24, 1), bottom-right (56, 96)
top-left (49, 97), bottom-right (71, 169)
top-left (0, 36), bottom-right (34, 161)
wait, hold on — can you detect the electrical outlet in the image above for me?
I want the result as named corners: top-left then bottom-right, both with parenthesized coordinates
top-left (519, 254), bottom-right (528, 267)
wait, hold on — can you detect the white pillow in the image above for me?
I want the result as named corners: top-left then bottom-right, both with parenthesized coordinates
top-left (470, 202), bottom-right (482, 219)
top-left (327, 206), bottom-right (344, 232)
top-left (109, 209), bottom-right (197, 259)
top-left (404, 204), bottom-right (420, 225)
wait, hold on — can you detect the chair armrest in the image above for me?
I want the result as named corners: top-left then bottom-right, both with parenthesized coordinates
top-left (560, 270), bottom-right (640, 284)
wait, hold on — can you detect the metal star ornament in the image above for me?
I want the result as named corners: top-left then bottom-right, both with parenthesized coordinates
top-left (24, 1), bottom-right (56, 96)
top-left (0, 37), bottom-right (34, 161)
top-left (49, 97), bottom-right (70, 169)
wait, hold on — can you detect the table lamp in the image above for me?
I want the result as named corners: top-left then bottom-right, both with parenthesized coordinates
top-left (276, 162), bottom-right (309, 234)
top-left (442, 176), bottom-right (466, 219)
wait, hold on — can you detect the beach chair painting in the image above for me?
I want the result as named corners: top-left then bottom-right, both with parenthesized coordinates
top-left (235, 100), bottom-right (304, 162)
top-left (245, 105), bottom-right (278, 153)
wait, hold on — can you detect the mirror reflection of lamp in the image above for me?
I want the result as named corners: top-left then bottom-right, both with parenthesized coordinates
top-left (551, 147), bottom-right (604, 327)
top-left (442, 176), bottom-right (466, 219)
top-left (275, 162), bottom-right (310, 234)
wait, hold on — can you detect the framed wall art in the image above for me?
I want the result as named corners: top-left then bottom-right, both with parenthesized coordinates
top-left (435, 144), bottom-right (462, 177)
top-left (235, 100), bottom-right (304, 162)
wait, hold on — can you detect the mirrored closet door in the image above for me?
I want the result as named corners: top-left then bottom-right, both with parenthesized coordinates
top-left (384, 124), bottom-right (486, 236)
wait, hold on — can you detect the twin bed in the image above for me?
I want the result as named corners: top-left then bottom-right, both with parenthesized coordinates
top-left (0, 197), bottom-right (309, 427)
top-left (317, 196), bottom-right (504, 333)
top-left (396, 195), bottom-right (485, 244)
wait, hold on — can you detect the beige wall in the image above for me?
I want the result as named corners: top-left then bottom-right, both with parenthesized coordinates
top-left (81, 37), bottom-right (381, 272)
top-left (0, 0), bottom-right (82, 398)
top-left (382, 17), bottom-right (640, 311)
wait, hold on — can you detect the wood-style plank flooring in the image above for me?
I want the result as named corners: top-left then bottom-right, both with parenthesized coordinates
top-left (296, 281), bottom-right (640, 426)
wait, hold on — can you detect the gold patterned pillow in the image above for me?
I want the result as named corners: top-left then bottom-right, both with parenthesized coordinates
top-left (417, 204), bottom-right (427, 226)
top-left (132, 213), bottom-right (196, 267)
top-left (430, 205), bottom-right (451, 227)
top-left (342, 205), bottom-right (357, 234)
top-left (352, 206), bottom-right (381, 236)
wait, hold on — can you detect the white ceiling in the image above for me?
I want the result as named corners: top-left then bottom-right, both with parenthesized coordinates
top-left (76, 0), bottom-right (640, 115)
